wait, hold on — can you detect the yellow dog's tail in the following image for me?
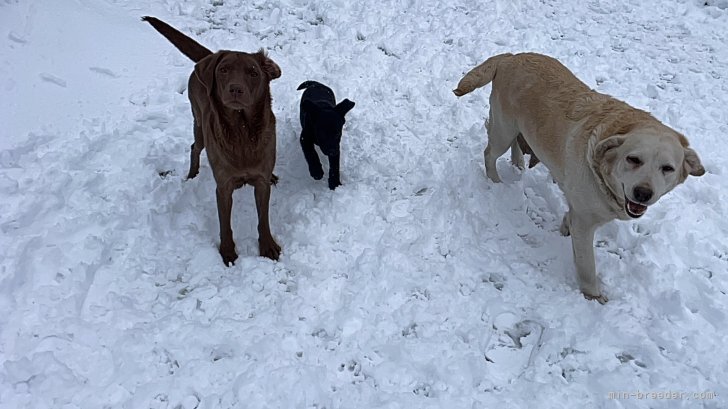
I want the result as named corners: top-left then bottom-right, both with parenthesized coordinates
top-left (453, 53), bottom-right (513, 96)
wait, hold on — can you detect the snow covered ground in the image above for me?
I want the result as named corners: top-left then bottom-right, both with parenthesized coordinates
top-left (1, 0), bottom-right (727, 407)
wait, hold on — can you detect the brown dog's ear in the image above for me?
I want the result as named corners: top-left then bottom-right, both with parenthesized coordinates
top-left (255, 49), bottom-right (281, 80)
top-left (194, 52), bottom-right (222, 95)
top-left (683, 147), bottom-right (705, 177)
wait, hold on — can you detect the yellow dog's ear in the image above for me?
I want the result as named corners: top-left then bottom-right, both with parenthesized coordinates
top-left (683, 147), bottom-right (705, 177)
top-left (194, 52), bottom-right (222, 95)
top-left (593, 134), bottom-right (626, 166)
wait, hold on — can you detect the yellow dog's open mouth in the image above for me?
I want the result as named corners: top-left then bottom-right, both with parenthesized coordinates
top-left (625, 199), bottom-right (647, 218)
top-left (622, 184), bottom-right (648, 218)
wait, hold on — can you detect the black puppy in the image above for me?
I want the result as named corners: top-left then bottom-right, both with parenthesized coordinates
top-left (297, 81), bottom-right (355, 190)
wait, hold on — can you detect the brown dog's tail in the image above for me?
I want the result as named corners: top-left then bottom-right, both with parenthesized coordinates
top-left (142, 16), bottom-right (213, 63)
top-left (453, 53), bottom-right (513, 97)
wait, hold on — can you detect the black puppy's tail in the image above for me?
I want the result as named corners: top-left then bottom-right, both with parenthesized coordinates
top-left (142, 16), bottom-right (213, 63)
top-left (297, 80), bottom-right (324, 91)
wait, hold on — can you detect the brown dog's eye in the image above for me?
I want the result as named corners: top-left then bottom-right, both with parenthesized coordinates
top-left (626, 156), bottom-right (642, 166)
top-left (662, 165), bottom-right (675, 173)
top-left (249, 69), bottom-right (259, 77)
top-left (219, 66), bottom-right (229, 74)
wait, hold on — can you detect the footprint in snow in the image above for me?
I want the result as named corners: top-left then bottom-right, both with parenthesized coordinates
top-left (89, 66), bottom-right (120, 78)
top-left (39, 73), bottom-right (67, 87)
top-left (484, 314), bottom-right (545, 383)
top-left (8, 32), bottom-right (27, 44)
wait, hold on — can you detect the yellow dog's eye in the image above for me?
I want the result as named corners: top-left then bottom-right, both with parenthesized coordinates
top-left (626, 156), bottom-right (642, 166)
top-left (662, 165), bottom-right (675, 173)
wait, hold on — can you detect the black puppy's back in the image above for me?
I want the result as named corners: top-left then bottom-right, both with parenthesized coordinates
top-left (297, 80), bottom-right (336, 106)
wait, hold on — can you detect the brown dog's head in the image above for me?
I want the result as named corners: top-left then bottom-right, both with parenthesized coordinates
top-left (593, 124), bottom-right (704, 219)
top-left (194, 49), bottom-right (281, 110)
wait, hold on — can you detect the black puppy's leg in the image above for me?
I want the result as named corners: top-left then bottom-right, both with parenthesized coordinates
top-left (327, 152), bottom-right (341, 190)
top-left (300, 130), bottom-right (324, 180)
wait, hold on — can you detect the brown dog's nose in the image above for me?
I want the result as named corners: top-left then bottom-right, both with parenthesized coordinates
top-left (229, 84), bottom-right (245, 94)
top-left (633, 185), bottom-right (653, 203)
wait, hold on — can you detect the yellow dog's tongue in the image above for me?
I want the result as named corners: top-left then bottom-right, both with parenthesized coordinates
top-left (627, 200), bottom-right (647, 216)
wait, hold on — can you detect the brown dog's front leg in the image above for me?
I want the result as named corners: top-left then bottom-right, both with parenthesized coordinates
top-left (216, 186), bottom-right (237, 266)
top-left (187, 123), bottom-right (204, 179)
top-left (253, 179), bottom-right (281, 260)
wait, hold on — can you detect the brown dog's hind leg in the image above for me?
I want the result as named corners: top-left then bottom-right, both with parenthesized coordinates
top-left (215, 185), bottom-right (238, 266)
top-left (187, 123), bottom-right (204, 179)
top-left (253, 180), bottom-right (281, 260)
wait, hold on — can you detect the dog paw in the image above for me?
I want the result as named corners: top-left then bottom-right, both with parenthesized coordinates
top-left (259, 237), bottom-right (281, 261)
top-left (559, 224), bottom-right (570, 236)
top-left (512, 158), bottom-right (525, 170)
top-left (453, 88), bottom-right (467, 97)
top-left (583, 293), bottom-right (608, 304)
top-left (328, 178), bottom-right (341, 190)
top-left (219, 244), bottom-right (238, 267)
top-left (559, 215), bottom-right (571, 236)
top-left (270, 173), bottom-right (279, 185)
top-left (485, 170), bottom-right (502, 183)
top-left (310, 168), bottom-right (324, 180)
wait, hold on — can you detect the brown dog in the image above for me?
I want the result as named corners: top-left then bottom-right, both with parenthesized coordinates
top-left (143, 16), bottom-right (282, 266)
